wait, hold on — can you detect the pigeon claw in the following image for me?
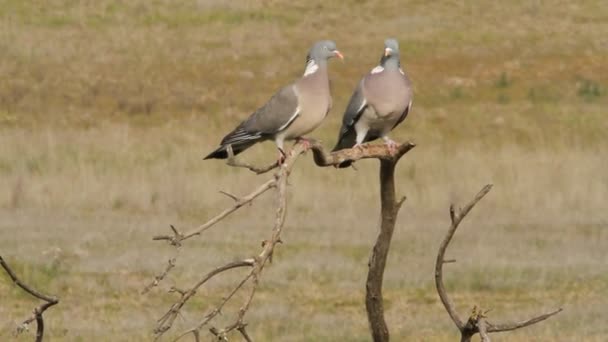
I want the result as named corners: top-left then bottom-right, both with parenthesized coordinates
top-left (296, 137), bottom-right (312, 151)
top-left (277, 148), bottom-right (287, 165)
top-left (383, 137), bottom-right (399, 154)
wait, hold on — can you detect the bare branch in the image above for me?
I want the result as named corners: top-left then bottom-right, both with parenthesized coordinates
top-left (486, 308), bottom-right (563, 332)
top-left (0, 255), bottom-right (59, 342)
top-left (154, 142), bottom-right (310, 340)
top-left (219, 190), bottom-right (241, 202)
top-left (365, 143), bottom-right (415, 342)
top-left (309, 140), bottom-right (416, 167)
top-left (434, 185), bottom-right (562, 341)
top-left (435, 185), bottom-right (492, 330)
top-left (152, 225), bottom-right (184, 247)
top-left (154, 259), bottom-right (255, 336)
top-left (226, 145), bottom-right (279, 175)
top-left (151, 140), bottom-right (416, 341)
top-left (478, 317), bottom-right (490, 342)
top-left (237, 323), bottom-right (253, 342)
top-left (152, 179), bottom-right (276, 245)
top-left (142, 257), bottom-right (177, 294)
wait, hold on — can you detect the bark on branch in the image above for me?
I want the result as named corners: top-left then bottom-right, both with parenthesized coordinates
top-left (0, 255), bottom-right (59, 342)
top-left (364, 146), bottom-right (413, 342)
top-left (434, 185), bottom-right (562, 342)
top-left (146, 140), bottom-right (415, 341)
top-left (309, 140), bottom-right (416, 167)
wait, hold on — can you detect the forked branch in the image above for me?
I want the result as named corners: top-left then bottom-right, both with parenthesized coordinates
top-left (226, 145), bottom-right (279, 175)
top-left (364, 143), bottom-right (415, 342)
top-left (152, 142), bottom-right (303, 340)
top-left (147, 140), bottom-right (415, 341)
top-left (0, 255), bottom-right (59, 342)
top-left (309, 140), bottom-right (416, 167)
top-left (434, 185), bottom-right (562, 342)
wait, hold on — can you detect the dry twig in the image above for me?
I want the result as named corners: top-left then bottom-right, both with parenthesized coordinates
top-left (363, 144), bottom-right (415, 342)
top-left (434, 185), bottom-right (562, 342)
top-left (148, 140), bottom-right (415, 341)
top-left (0, 255), bottom-right (59, 342)
top-left (309, 139), bottom-right (416, 167)
top-left (142, 257), bottom-right (177, 294)
top-left (226, 145), bottom-right (279, 175)
top-left (153, 142), bottom-right (306, 340)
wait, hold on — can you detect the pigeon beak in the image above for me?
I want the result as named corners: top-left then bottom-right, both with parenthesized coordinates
top-left (384, 48), bottom-right (393, 57)
top-left (334, 50), bottom-right (344, 61)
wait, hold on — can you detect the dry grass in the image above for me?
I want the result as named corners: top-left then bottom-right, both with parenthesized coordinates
top-left (1, 0), bottom-right (607, 341)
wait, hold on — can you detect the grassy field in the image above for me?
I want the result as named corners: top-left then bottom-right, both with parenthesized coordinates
top-left (1, 0), bottom-right (607, 341)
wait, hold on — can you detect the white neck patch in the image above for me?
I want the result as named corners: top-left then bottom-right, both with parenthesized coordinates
top-left (303, 60), bottom-right (319, 76)
top-left (371, 65), bottom-right (384, 74)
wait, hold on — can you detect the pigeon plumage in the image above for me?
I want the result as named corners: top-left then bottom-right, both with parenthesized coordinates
top-left (205, 40), bottom-right (343, 163)
top-left (333, 39), bottom-right (412, 167)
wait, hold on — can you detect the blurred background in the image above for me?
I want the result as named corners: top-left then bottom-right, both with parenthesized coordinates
top-left (0, 1), bottom-right (606, 341)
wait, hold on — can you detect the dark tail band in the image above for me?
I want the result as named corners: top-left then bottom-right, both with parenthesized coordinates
top-left (204, 139), bottom-right (260, 160)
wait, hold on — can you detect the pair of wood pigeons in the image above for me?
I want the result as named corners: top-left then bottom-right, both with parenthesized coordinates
top-left (205, 39), bottom-right (412, 167)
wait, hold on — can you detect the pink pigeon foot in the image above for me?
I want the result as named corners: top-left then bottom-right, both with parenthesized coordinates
top-left (383, 137), bottom-right (399, 154)
top-left (296, 137), bottom-right (312, 151)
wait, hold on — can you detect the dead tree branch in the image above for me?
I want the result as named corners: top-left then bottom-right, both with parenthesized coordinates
top-left (155, 259), bottom-right (255, 338)
top-left (152, 178), bottom-right (277, 246)
top-left (363, 145), bottom-right (414, 342)
top-left (434, 185), bottom-right (562, 342)
top-left (152, 142), bottom-right (305, 340)
top-left (309, 140), bottom-right (416, 167)
top-left (225, 145), bottom-right (279, 175)
top-left (0, 255), bottom-right (59, 342)
top-left (142, 257), bottom-right (177, 295)
top-left (147, 140), bottom-right (415, 341)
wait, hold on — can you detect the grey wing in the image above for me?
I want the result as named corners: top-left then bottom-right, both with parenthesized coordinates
top-left (215, 85), bottom-right (299, 153)
top-left (243, 85), bottom-right (300, 135)
top-left (392, 74), bottom-right (413, 130)
top-left (205, 85), bottom-right (300, 160)
top-left (333, 80), bottom-right (367, 150)
top-left (392, 98), bottom-right (412, 130)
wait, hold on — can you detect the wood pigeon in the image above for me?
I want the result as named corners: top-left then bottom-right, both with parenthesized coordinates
top-left (332, 38), bottom-right (412, 167)
top-left (205, 40), bottom-right (343, 163)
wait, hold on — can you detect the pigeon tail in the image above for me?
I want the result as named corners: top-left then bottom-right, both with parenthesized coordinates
top-left (204, 139), bottom-right (259, 160)
top-left (332, 130), bottom-right (357, 153)
top-left (336, 160), bottom-right (354, 168)
top-left (332, 132), bottom-right (357, 168)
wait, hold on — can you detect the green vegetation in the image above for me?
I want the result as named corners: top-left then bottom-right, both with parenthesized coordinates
top-left (1, 0), bottom-right (607, 341)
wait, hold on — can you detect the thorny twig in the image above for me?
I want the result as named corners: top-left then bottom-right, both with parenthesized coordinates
top-left (434, 185), bottom-right (562, 342)
top-left (0, 255), bottom-right (59, 342)
top-left (153, 142), bottom-right (304, 340)
top-left (142, 257), bottom-right (177, 294)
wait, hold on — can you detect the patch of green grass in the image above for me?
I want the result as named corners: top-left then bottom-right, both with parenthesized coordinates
top-left (449, 87), bottom-right (465, 100)
top-left (577, 78), bottom-right (602, 101)
top-left (495, 72), bottom-right (511, 88)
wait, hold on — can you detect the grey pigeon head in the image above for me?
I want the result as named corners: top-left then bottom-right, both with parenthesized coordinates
top-left (380, 38), bottom-right (401, 67)
top-left (307, 40), bottom-right (343, 63)
top-left (384, 38), bottom-right (400, 56)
